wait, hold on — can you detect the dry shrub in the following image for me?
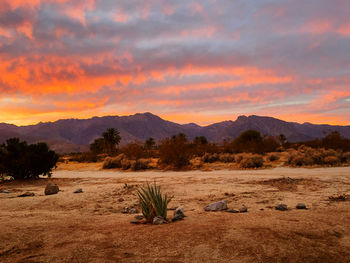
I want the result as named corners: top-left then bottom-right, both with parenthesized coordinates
top-left (190, 157), bottom-right (203, 169)
top-left (287, 146), bottom-right (342, 167)
top-left (240, 154), bottom-right (264, 168)
top-left (267, 153), bottom-right (280, 162)
top-left (103, 154), bottom-right (152, 171)
top-left (201, 153), bottom-right (219, 163)
top-left (235, 153), bottom-right (249, 164)
top-left (102, 153), bottom-right (126, 169)
top-left (218, 153), bottom-right (235, 163)
top-left (132, 158), bottom-right (151, 171)
top-left (341, 152), bottom-right (350, 163)
top-left (323, 156), bottom-right (340, 165)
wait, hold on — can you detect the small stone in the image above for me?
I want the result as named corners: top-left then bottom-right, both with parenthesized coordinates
top-left (204, 200), bottom-right (228, 211)
top-left (118, 198), bottom-right (124, 202)
top-left (239, 205), bottom-right (248, 213)
top-left (130, 219), bottom-right (141, 224)
top-left (153, 216), bottom-right (166, 225)
top-left (296, 203), bottom-right (307, 209)
top-left (134, 215), bottom-right (144, 220)
top-left (260, 208), bottom-right (264, 211)
top-left (172, 206), bottom-right (185, 221)
top-left (3, 190), bottom-right (10, 194)
top-left (73, 188), bottom-right (83, 193)
top-left (44, 182), bottom-right (59, 195)
top-left (122, 207), bottom-right (129, 213)
top-left (17, 191), bottom-right (35, 197)
top-left (275, 204), bottom-right (288, 211)
top-left (129, 208), bottom-right (138, 214)
top-left (225, 209), bottom-right (239, 213)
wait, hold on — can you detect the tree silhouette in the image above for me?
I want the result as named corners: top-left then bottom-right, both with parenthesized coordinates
top-left (102, 128), bottom-right (121, 154)
top-left (0, 138), bottom-right (58, 180)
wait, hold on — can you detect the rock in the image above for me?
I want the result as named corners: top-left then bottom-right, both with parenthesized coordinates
top-left (122, 207), bottom-right (129, 213)
top-left (204, 200), bottom-right (228, 211)
top-left (44, 183), bottom-right (59, 195)
top-left (17, 191), bottom-right (35, 197)
top-left (153, 216), bottom-right (166, 225)
top-left (296, 203), bottom-right (307, 209)
top-left (130, 219), bottom-right (141, 225)
top-left (275, 204), bottom-right (288, 211)
top-left (118, 198), bottom-right (124, 202)
top-left (73, 188), bottom-right (83, 193)
top-left (225, 209), bottom-right (239, 213)
top-left (129, 208), bottom-right (138, 214)
top-left (3, 190), bottom-right (10, 194)
top-left (172, 206), bottom-right (185, 221)
top-left (239, 205), bottom-right (248, 213)
top-left (134, 215), bottom-right (144, 220)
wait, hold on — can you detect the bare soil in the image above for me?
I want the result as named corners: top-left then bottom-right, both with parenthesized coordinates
top-left (1, 165), bottom-right (350, 262)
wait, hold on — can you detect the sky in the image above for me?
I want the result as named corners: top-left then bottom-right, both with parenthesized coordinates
top-left (0, 0), bottom-right (350, 126)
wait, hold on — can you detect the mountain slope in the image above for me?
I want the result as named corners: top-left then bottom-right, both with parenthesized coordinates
top-left (0, 113), bottom-right (349, 153)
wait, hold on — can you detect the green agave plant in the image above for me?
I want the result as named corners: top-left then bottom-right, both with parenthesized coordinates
top-left (137, 182), bottom-right (173, 223)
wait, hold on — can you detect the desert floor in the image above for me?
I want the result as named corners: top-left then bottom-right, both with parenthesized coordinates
top-left (1, 165), bottom-right (350, 263)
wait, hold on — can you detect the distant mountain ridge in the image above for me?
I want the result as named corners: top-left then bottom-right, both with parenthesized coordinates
top-left (1, 113), bottom-right (349, 153)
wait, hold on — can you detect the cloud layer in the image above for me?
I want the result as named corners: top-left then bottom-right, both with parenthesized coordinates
top-left (1, 0), bottom-right (349, 125)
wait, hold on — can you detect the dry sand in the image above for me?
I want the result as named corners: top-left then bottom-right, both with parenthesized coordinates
top-left (1, 165), bottom-right (350, 262)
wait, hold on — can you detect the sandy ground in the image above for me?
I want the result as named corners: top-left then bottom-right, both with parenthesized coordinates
top-left (1, 165), bottom-right (350, 262)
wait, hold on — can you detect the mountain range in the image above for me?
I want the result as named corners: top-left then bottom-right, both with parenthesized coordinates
top-left (1, 112), bottom-right (349, 153)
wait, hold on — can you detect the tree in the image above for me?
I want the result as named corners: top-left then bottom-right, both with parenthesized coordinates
top-left (90, 138), bottom-right (105, 155)
top-left (144, 137), bottom-right (155, 150)
top-left (193, 136), bottom-right (208, 145)
top-left (278, 134), bottom-right (287, 145)
top-left (159, 133), bottom-right (191, 168)
top-left (102, 128), bottom-right (121, 154)
top-left (0, 138), bottom-right (58, 180)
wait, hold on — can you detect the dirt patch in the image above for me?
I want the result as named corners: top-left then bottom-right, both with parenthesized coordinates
top-left (1, 167), bottom-right (350, 262)
top-left (248, 177), bottom-right (325, 191)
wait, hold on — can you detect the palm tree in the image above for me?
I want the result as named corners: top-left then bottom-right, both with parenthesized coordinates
top-left (102, 128), bottom-right (121, 154)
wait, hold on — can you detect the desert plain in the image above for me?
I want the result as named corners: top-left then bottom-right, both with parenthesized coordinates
top-left (1, 164), bottom-right (350, 263)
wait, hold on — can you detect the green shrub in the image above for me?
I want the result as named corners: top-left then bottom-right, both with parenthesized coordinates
top-left (137, 182), bottom-right (173, 223)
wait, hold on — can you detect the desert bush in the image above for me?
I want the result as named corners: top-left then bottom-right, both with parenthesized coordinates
top-left (341, 152), bottom-right (350, 163)
top-left (218, 153), bottom-right (235, 163)
top-left (132, 158), bottom-right (151, 171)
top-left (121, 143), bottom-right (147, 160)
top-left (69, 152), bottom-right (101, 163)
top-left (159, 133), bottom-right (191, 168)
top-left (202, 153), bottom-right (219, 163)
top-left (102, 153), bottom-right (126, 169)
top-left (267, 153), bottom-right (280, 162)
top-left (137, 182), bottom-right (173, 223)
top-left (323, 156), bottom-right (340, 165)
top-left (121, 158), bottom-right (132, 170)
top-left (287, 146), bottom-right (343, 166)
top-left (240, 154), bottom-right (264, 168)
top-left (235, 154), bottom-right (245, 164)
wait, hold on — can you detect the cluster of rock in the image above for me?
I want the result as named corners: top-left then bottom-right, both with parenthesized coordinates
top-left (275, 203), bottom-right (307, 211)
top-left (13, 183), bottom-right (83, 197)
top-left (130, 206), bottom-right (186, 225)
top-left (204, 200), bottom-right (248, 213)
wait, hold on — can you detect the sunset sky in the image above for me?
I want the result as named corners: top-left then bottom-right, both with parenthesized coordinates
top-left (0, 0), bottom-right (349, 126)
